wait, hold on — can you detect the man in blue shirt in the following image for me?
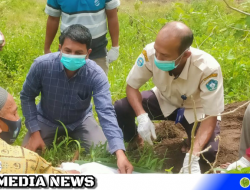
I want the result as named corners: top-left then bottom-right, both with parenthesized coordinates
top-left (21, 24), bottom-right (133, 173)
top-left (44, 0), bottom-right (120, 75)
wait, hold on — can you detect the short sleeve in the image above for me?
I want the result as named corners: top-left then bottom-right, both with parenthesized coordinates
top-left (126, 50), bottom-right (153, 89)
top-left (45, 0), bottom-right (61, 17)
top-left (200, 67), bottom-right (224, 116)
top-left (105, 0), bottom-right (120, 10)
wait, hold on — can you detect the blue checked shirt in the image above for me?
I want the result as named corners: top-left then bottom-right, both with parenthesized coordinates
top-left (20, 52), bottom-right (125, 153)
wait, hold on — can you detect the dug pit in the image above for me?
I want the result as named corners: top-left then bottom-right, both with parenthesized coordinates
top-left (153, 101), bottom-right (248, 173)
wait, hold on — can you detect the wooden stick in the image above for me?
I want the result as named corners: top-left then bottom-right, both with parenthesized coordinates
top-left (188, 95), bottom-right (199, 173)
top-left (198, 26), bottom-right (217, 49)
top-left (199, 101), bottom-right (250, 122)
top-left (204, 136), bottom-right (221, 174)
top-left (223, 0), bottom-right (250, 16)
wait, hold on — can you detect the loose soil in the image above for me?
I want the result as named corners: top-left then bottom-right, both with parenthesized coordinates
top-left (153, 101), bottom-right (248, 173)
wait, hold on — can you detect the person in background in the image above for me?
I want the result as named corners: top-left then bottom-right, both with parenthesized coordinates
top-left (44, 0), bottom-right (120, 75)
top-left (21, 24), bottom-right (133, 174)
top-left (0, 31), bottom-right (5, 51)
top-left (114, 21), bottom-right (224, 174)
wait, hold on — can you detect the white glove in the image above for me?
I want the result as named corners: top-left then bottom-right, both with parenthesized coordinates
top-left (137, 113), bottom-right (156, 145)
top-left (180, 153), bottom-right (201, 174)
top-left (107, 46), bottom-right (119, 64)
top-left (227, 157), bottom-right (250, 171)
top-left (60, 162), bottom-right (81, 173)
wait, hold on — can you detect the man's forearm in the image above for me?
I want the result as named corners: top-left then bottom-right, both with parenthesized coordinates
top-left (126, 84), bottom-right (145, 116)
top-left (106, 8), bottom-right (119, 47)
top-left (20, 83), bottom-right (40, 133)
top-left (20, 96), bottom-right (40, 133)
top-left (44, 16), bottom-right (60, 53)
top-left (191, 116), bottom-right (217, 155)
top-left (115, 149), bottom-right (125, 158)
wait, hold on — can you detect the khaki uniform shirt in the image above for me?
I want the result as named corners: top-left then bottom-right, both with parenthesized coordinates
top-left (0, 138), bottom-right (66, 174)
top-left (126, 42), bottom-right (224, 124)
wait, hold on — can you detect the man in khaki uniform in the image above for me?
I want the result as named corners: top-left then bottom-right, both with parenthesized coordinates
top-left (114, 21), bottom-right (224, 174)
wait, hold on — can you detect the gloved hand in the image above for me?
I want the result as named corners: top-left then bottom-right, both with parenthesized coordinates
top-left (180, 153), bottom-right (201, 174)
top-left (227, 157), bottom-right (250, 171)
top-left (107, 46), bottom-right (119, 64)
top-left (137, 113), bottom-right (156, 145)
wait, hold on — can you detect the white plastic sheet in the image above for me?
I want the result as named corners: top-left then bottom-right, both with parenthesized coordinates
top-left (59, 162), bottom-right (140, 174)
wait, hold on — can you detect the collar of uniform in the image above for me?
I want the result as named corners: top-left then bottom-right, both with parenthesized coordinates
top-left (178, 56), bottom-right (191, 80)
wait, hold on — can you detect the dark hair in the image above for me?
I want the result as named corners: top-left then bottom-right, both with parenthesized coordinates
top-left (59, 24), bottom-right (92, 49)
top-left (179, 32), bottom-right (193, 54)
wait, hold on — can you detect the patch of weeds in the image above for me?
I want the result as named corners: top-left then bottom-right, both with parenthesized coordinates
top-left (76, 142), bottom-right (168, 173)
top-left (42, 121), bottom-right (83, 166)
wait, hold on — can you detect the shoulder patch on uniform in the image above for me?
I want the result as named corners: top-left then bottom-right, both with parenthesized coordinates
top-left (203, 73), bottom-right (218, 82)
top-left (206, 79), bottom-right (218, 91)
top-left (137, 57), bottom-right (145, 67)
top-left (142, 50), bottom-right (149, 62)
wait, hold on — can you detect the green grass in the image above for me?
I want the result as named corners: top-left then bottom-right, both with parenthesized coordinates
top-left (41, 121), bottom-right (84, 166)
top-left (41, 120), bottom-right (167, 172)
top-left (215, 166), bottom-right (250, 174)
top-left (1, 0), bottom-right (250, 172)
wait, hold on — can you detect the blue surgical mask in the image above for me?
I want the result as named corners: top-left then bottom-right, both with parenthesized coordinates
top-left (154, 50), bottom-right (186, 71)
top-left (60, 53), bottom-right (87, 71)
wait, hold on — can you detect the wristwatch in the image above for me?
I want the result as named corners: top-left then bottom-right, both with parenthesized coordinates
top-left (246, 147), bottom-right (250, 158)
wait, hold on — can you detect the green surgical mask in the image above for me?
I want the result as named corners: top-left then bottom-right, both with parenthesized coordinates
top-left (154, 49), bottom-right (187, 71)
top-left (61, 53), bottom-right (87, 71)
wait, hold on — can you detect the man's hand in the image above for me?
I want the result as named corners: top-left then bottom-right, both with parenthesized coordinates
top-left (180, 153), bottom-right (201, 174)
top-left (24, 131), bottom-right (46, 152)
top-left (137, 113), bottom-right (156, 145)
top-left (116, 150), bottom-right (133, 174)
top-left (227, 156), bottom-right (250, 171)
top-left (192, 116), bottom-right (217, 155)
top-left (107, 46), bottom-right (119, 64)
top-left (0, 31), bottom-right (5, 51)
top-left (106, 8), bottom-right (119, 63)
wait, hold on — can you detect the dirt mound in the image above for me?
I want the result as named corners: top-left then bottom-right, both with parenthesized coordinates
top-left (154, 121), bottom-right (186, 172)
top-left (153, 101), bottom-right (249, 173)
top-left (216, 101), bottom-right (247, 167)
